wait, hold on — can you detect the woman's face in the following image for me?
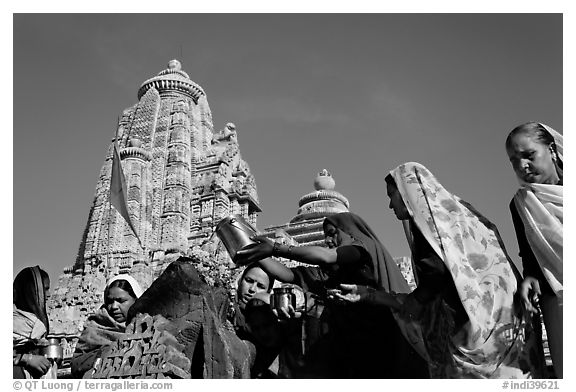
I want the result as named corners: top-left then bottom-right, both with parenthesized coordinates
top-left (42, 277), bottom-right (50, 300)
top-left (106, 286), bottom-right (136, 323)
top-left (237, 267), bottom-right (270, 310)
top-left (324, 222), bottom-right (355, 248)
top-left (506, 133), bottom-right (559, 185)
top-left (387, 182), bottom-right (411, 220)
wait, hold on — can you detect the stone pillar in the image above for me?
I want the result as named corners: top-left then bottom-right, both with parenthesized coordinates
top-left (160, 107), bottom-right (191, 254)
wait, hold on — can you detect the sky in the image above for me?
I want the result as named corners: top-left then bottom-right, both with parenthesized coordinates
top-left (11, 13), bottom-right (564, 284)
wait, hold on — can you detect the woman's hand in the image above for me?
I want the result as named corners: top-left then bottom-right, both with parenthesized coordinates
top-left (520, 276), bottom-right (541, 314)
top-left (328, 284), bottom-right (374, 304)
top-left (235, 235), bottom-right (275, 264)
top-left (23, 354), bottom-right (52, 376)
top-left (272, 304), bottom-right (303, 320)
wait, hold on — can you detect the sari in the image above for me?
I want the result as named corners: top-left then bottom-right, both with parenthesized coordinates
top-left (511, 123), bottom-right (563, 377)
top-left (389, 162), bottom-right (543, 378)
top-left (310, 212), bottom-right (428, 378)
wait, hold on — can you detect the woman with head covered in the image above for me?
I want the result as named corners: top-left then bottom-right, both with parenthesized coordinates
top-left (13, 266), bottom-right (55, 379)
top-left (71, 274), bottom-right (143, 378)
top-left (506, 122), bottom-right (563, 377)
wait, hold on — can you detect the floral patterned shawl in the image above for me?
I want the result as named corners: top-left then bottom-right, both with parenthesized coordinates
top-left (513, 123), bottom-right (563, 297)
top-left (389, 162), bottom-right (542, 378)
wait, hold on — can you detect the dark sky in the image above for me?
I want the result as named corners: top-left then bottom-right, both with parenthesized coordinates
top-left (12, 14), bottom-right (562, 287)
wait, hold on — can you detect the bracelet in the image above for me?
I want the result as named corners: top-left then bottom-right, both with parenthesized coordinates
top-left (272, 241), bottom-right (282, 257)
top-left (272, 242), bottom-right (295, 259)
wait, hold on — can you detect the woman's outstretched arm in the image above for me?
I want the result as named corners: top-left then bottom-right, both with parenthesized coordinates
top-left (236, 235), bottom-right (339, 266)
top-left (330, 284), bottom-right (403, 310)
top-left (256, 257), bottom-right (295, 283)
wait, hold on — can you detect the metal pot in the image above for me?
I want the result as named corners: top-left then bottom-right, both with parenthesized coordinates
top-left (270, 287), bottom-right (296, 313)
top-left (215, 215), bottom-right (259, 264)
top-left (42, 338), bottom-right (63, 364)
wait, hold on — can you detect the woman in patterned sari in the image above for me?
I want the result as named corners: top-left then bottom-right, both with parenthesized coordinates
top-left (506, 122), bottom-right (563, 378)
top-left (335, 162), bottom-right (543, 378)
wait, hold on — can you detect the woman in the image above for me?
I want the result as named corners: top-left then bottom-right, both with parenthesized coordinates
top-left (232, 262), bottom-right (275, 339)
top-left (506, 122), bottom-right (563, 378)
top-left (71, 274), bottom-right (143, 378)
top-left (13, 266), bottom-right (55, 379)
top-left (236, 212), bottom-right (428, 378)
top-left (338, 162), bottom-right (543, 378)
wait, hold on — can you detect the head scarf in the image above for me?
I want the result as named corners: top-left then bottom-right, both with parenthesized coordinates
top-left (13, 266), bottom-right (50, 332)
top-left (389, 162), bottom-right (537, 378)
top-left (323, 212), bottom-right (409, 294)
top-left (513, 123), bottom-right (563, 297)
top-left (540, 123), bottom-right (563, 163)
top-left (104, 274), bottom-right (144, 299)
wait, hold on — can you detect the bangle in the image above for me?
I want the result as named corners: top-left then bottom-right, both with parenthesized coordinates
top-left (272, 242), bottom-right (282, 257)
top-left (272, 242), bottom-right (295, 259)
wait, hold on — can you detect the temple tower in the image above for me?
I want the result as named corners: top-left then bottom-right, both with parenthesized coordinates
top-left (48, 60), bottom-right (260, 337)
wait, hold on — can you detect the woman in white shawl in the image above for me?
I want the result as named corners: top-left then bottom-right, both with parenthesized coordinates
top-left (506, 122), bottom-right (563, 378)
top-left (71, 274), bottom-right (144, 378)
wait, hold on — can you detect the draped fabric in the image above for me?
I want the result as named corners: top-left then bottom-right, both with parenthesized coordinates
top-left (74, 308), bottom-right (128, 359)
top-left (13, 266), bottom-right (56, 379)
top-left (105, 274), bottom-right (145, 298)
top-left (513, 123), bottom-right (563, 297)
top-left (13, 307), bottom-right (47, 345)
top-left (320, 213), bottom-right (429, 378)
top-left (389, 162), bottom-right (542, 378)
top-left (324, 212), bottom-right (410, 294)
top-left (538, 123), bottom-right (563, 164)
top-left (13, 266), bottom-right (49, 332)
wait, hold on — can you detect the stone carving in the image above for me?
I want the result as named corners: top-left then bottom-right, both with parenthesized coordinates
top-left (85, 314), bottom-right (191, 379)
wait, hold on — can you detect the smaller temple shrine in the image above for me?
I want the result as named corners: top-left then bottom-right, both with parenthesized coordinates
top-left (262, 169), bottom-right (349, 251)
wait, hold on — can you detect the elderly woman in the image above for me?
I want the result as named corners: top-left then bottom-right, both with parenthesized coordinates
top-left (13, 266), bottom-right (55, 379)
top-left (236, 211), bottom-right (428, 378)
top-left (71, 274), bottom-right (143, 378)
top-left (337, 162), bottom-right (544, 378)
top-left (506, 122), bottom-right (563, 378)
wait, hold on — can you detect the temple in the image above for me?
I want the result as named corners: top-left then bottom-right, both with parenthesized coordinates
top-left (48, 60), bottom-right (260, 342)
